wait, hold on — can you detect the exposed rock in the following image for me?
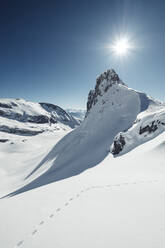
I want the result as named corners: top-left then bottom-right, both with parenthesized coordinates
top-left (0, 139), bottom-right (9, 143)
top-left (0, 125), bottom-right (43, 136)
top-left (0, 99), bottom-right (79, 136)
top-left (27, 115), bottom-right (51, 124)
top-left (111, 134), bottom-right (126, 155)
top-left (139, 120), bottom-right (165, 135)
top-left (0, 103), bottom-right (12, 108)
top-left (139, 121), bottom-right (158, 134)
top-left (86, 69), bottom-right (125, 116)
top-left (40, 102), bottom-right (79, 127)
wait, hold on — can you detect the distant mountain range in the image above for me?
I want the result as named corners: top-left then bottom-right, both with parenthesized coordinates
top-left (0, 98), bottom-right (80, 136)
top-left (65, 109), bottom-right (85, 122)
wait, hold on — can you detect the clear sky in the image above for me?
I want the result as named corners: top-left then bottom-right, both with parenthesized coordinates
top-left (0, 0), bottom-right (165, 109)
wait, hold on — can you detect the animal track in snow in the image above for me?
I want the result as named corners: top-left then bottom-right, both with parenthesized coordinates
top-left (31, 230), bottom-right (37, 236)
top-left (14, 179), bottom-right (161, 248)
top-left (16, 240), bottom-right (24, 247)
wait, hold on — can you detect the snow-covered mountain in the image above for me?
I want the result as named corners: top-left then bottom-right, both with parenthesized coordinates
top-left (1, 69), bottom-right (165, 248)
top-left (65, 109), bottom-right (85, 123)
top-left (4, 68), bottom-right (160, 196)
top-left (1, 69), bottom-right (165, 197)
top-left (110, 93), bottom-right (165, 156)
top-left (0, 98), bottom-right (79, 136)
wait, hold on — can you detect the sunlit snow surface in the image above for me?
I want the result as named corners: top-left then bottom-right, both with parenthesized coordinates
top-left (1, 72), bottom-right (165, 247)
top-left (0, 82), bottom-right (140, 197)
top-left (1, 131), bottom-right (165, 248)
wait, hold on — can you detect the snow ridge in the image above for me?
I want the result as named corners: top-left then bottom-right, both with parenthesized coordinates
top-left (111, 99), bottom-right (165, 156)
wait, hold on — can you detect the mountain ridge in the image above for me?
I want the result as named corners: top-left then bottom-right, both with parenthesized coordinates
top-left (1, 68), bottom-right (165, 196)
top-left (0, 98), bottom-right (80, 136)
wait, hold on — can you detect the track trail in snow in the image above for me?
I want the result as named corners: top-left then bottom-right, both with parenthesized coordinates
top-left (14, 179), bottom-right (161, 247)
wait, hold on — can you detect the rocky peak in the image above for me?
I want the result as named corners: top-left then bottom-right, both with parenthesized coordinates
top-left (86, 69), bottom-right (125, 116)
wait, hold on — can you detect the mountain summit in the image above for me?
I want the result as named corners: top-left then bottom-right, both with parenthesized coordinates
top-left (86, 69), bottom-right (125, 116)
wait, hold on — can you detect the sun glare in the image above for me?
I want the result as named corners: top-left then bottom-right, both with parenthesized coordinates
top-left (110, 37), bottom-right (133, 57)
top-left (113, 39), bottom-right (129, 55)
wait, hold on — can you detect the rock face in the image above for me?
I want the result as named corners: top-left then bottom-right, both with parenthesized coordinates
top-left (40, 103), bottom-right (78, 128)
top-left (110, 107), bottom-right (165, 156)
top-left (139, 120), bottom-right (165, 135)
top-left (0, 125), bottom-right (43, 136)
top-left (86, 69), bottom-right (125, 116)
top-left (111, 120), bottom-right (165, 155)
top-left (111, 134), bottom-right (126, 155)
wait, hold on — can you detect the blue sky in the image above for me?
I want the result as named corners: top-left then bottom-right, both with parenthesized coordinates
top-left (0, 0), bottom-right (165, 109)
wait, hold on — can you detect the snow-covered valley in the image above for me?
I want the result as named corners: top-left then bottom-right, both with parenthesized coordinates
top-left (1, 69), bottom-right (165, 248)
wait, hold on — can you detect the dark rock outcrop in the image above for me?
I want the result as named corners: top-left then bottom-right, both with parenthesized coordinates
top-left (111, 134), bottom-right (126, 155)
top-left (139, 120), bottom-right (165, 135)
top-left (0, 103), bottom-right (12, 108)
top-left (0, 125), bottom-right (43, 136)
top-left (40, 102), bottom-right (79, 128)
top-left (27, 115), bottom-right (53, 124)
top-left (86, 69), bottom-right (125, 116)
top-left (0, 139), bottom-right (9, 143)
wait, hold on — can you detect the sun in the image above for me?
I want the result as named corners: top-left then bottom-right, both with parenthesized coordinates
top-left (113, 38), bottom-right (129, 55)
top-left (110, 37), bottom-right (133, 57)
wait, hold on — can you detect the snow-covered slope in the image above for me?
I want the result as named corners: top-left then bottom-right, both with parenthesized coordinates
top-left (3, 69), bottom-right (143, 196)
top-left (1, 69), bottom-right (165, 196)
top-left (111, 93), bottom-right (165, 156)
top-left (1, 68), bottom-right (165, 248)
top-left (1, 127), bottom-right (165, 248)
top-left (0, 98), bottom-right (79, 136)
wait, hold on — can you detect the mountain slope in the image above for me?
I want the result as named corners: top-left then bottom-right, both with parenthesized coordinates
top-left (5, 69), bottom-right (142, 195)
top-left (1, 69), bottom-right (165, 197)
top-left (0, 98), bottom-right (79, 136)
top-left (65, 109), bottom-right (85, 123)
top-left (111, 93), bottom-right (165, 156)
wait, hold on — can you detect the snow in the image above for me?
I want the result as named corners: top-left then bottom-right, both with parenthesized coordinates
top-left (0, 131), bottom-right (70, 196)
top-left (1, 131), bottom-right (165, 248)
top-left (111, 96), bottom-right (165, 156)
top-left (1, 69), bottom-right (165, 248)
top-left (0, 81), bottom-right (141, 196)
top-left (65, 109), bottom-right (86, 122)
top-left (0, 98), bottom-right (79, 136)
